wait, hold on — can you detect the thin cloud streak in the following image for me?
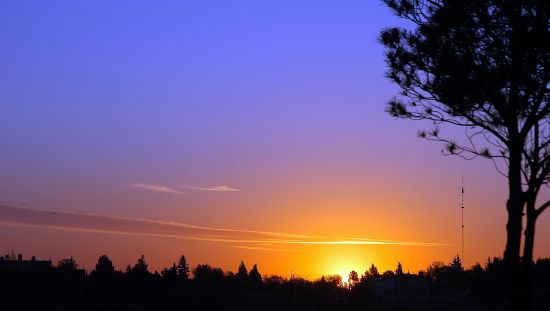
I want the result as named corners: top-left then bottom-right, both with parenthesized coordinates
top-left (181, 185), bottom-right (241, 192)
top-left (0, 220), bottom-right (296, 245)
top-left (1, 204), bottom-right (318, 240)
top-left (132, 183), bottom-right (184, 194)
top-left (287, 240), bottom-right (448, 246)
top-left (0, 205), bottom-right (448, 249)
top-left (0, 219), bottom-right (315, 246)
top-left (229, 245), bottom-right (301, 252)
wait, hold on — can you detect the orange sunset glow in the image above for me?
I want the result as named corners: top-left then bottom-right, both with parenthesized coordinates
top-left (1, 1), bottom-right (550, 310)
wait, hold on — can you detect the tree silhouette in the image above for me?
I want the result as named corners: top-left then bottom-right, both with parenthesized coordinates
top-left (91, 255), bottom-right (115, 302)
top-left (380, 1), bottom-right (549, 307)
top-left (368, 263), bottom-right (379, 279)
top-left (132, 255), bottom-right (149, 274)
top-left (323, 274), bottom-right (343, 287)
top-left (176, 255), bottom-right (190, 280)
top-left (95, 255), bottom-right (115, 277)
top-left (161, 263), bottom-right (178, 281)
top-left (382, 270), bottom-right (395, 278)
top-left (193, 264), bottom-right (224, 287)
top-left (57, 256), bottom-right (78, 270)
top-left (237, 260), bottom-right (248, 279)
top-left (248, 263), bottom-right (262, 285)
top-left (451, 255), bottom-right (463, 271)
top-left (348, 270), bottom-right (359, 288)
top-left (4, 249), bottom-right (550, 309)
top-left (426, 261), bottom-right (446, 281)
top-left (395, 261), bottom-right (404, 276)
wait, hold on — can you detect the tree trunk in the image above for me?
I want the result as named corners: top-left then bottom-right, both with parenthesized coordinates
top-left (503, 146), bottom-right (525, 310)
top-left (504, 198), bottom-right (523, 267)
top-left (521, 199), bottom-right (537, 310)
top-left (523, 203), bottom-right (537, 267)
top-left (504, 149), bottom-right (524, 267)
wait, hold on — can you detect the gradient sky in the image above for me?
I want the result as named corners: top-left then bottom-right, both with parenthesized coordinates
top-left (1, 0), bottom-right (549, 279)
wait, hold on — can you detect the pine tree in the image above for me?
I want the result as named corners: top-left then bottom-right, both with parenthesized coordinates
top-left (132, 255), bottom-right (148, 274)
top-left (248, 263), bottom-right (262, 285)
top-left (451, 255), bottom-right (463, 271)
top-left (395, 261), bottom-right (403, 276)
top-left (177, 255), bottom-right (190, 280)
top-left (368, 263), bottom-right (380, 279)
top-left (237, 260), bottom-right (248, 279)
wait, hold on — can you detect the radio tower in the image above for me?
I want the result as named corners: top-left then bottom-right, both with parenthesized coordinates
top-left (460, 173), bottom-right (465, 262)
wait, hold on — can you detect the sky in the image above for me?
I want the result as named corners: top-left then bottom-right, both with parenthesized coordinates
top-left (1, 0), bottom-right (549, 279)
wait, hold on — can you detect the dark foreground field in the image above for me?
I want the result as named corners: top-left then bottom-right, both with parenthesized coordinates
top-left (2, 255), bottom-right (550, 311)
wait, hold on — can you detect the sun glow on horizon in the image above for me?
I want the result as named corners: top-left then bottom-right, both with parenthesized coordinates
top-left (338, 270), bottom-right (352, 282)
top-left (322, 251), bottom-right (366, 285)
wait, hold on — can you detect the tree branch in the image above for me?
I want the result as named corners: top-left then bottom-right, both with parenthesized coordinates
top-left (536, 199), bottom-right (550, 218)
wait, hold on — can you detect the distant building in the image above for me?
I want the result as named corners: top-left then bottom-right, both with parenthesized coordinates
top-left (0, 253), bottom-right (51, 271)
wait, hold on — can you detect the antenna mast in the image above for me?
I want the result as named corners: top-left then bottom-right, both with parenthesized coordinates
top-left (460, 173), bottom-right (465, 262)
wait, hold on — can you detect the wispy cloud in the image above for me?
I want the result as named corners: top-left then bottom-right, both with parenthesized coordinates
top-left (287, 240), bottom-right (445, 246)
top-left (181, 185), bottom-right (241, 192)
top-left (0, 200), bottom-right (29, 207)
top-left (0, 205), bottom-right (449, 251)
top-left (229, 245), bottom-right (301, 252)
top-left (132, 183), bottom-right (184, 194)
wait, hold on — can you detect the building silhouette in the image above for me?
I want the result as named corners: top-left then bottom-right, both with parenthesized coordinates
top-left (0, 253), bottom-right (51, 271)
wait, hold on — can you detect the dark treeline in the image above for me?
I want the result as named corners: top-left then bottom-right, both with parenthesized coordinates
top-left (2, 254), bottom-right (550, 310)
